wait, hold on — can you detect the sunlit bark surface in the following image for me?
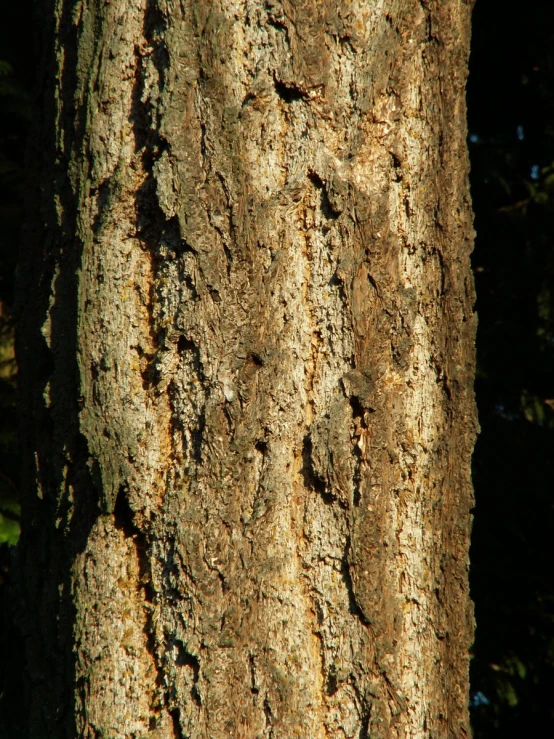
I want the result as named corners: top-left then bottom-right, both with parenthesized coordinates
top-left (17, 1), bottom-right (477, 737)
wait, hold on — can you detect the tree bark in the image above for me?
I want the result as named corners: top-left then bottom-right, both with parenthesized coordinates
top-left (17, 0), bottom-right (477, 737)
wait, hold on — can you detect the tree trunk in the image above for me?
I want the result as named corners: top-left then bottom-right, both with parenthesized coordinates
top-left (17, 0), bottom-right (477, 737)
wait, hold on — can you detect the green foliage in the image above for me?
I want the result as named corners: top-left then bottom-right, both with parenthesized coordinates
top-left (0, 499), bottom-right (19, 546)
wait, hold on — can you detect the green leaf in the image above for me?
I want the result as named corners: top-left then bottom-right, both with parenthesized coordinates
top-left (0, 510), bottom-right (20, 546)
top-left (0, 60), bottom-right (13, 77)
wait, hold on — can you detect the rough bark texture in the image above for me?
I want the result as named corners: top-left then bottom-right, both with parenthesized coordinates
top-left (17, 0), bottom-right (477, 737)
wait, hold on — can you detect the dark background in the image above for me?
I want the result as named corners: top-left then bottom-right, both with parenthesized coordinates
top-left (1, 1), bottom-right (554, 736)
top-left (468, 1), bottom-right (554, 735)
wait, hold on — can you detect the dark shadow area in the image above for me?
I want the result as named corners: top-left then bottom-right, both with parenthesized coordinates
top-left (0, 3), bottom-right (34, 736)
top-left (468, 1), bottom-right (554, 735)
top-left (273, 75), bottom-right (308, 103)
top-left (1, 1), bottom-right (101, 736)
